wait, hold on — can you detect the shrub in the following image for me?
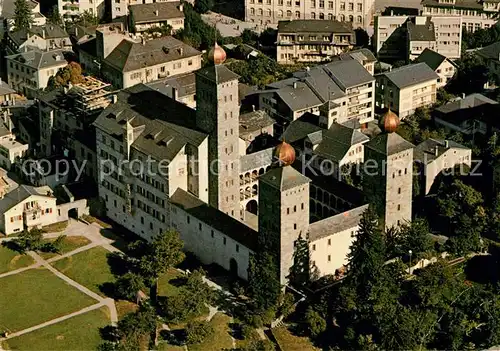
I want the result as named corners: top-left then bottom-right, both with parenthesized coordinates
top-left (185, 321), bottom-right (213, 344)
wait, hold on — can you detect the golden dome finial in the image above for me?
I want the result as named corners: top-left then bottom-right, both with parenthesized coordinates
top-left (208, 42), bottom-right (227, 65)
top-left (382, 107), bottom-right (400, 133)
top-left (275, 141), bottom-right (296, 166)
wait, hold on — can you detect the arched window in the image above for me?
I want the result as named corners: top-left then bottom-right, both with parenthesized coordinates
top-left (328, 13), bottom-right (333, 20)
top-left (295, 10), bottom-right (300, 18)
top-left (311, 12), bottom-right (316, 19)
top-left (319, 12), bottom-right (324, 19)
top-left (278, 9), bottom-right (283, 17)
top-left (357, 15), bottom-right (362, 23)
top-left (267, 8), bottom-right (272, 16)
top-left (349, 15), bottom-right (353, 22)
top-left (250, 7), bottom-right (255, 14)
top-left (286, 10), bottom-right (292, 16)
top-left (258, 8), bottom-right (263, 15)
top-left (339, 14), bottom-right (344, 21)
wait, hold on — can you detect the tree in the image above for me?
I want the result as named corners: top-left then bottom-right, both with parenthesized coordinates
top-left (447, 54), bottom-right (489, 95)
top-left (47, 5), bottom-right (63, 26)
top-left (247, 252), bottom-right (281, 312)
top-left (185, 321), bottom-right (213, 344)
top-left (304, 307), bottom-right (326, 338)
top-left (194, 0), bottom-right (214, 14)
top-left (4, 228), bottom-right (43, 253)
top-left (245, 340), bottom-right (275, 351)
top-left (355, 28), bottom-right (369, 47)
top-left (174, 3), bottom-right (220, 50)
top-left (114, 303), bottom-right (157, 350)
top-left (139, 229), bottom-right (185, 283)
top-left (46, 62), bottom-right (83, 91)
top-left (144, 24), bottom-right (172, 37)
top-left (388, 218), bottom-right (433, 259)
top-left (74, 10), bottom-right (100, 26)
top-left (115, 272), bottom-right (146, 302)
top-left (287, 234), bottom-right (310, 288)
top-left (13, 0), bottom-right (33, 30)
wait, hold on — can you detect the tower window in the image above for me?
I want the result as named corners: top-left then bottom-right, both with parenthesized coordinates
top-left (225, 112), bottom-right (227, 120)
top-left (392, 173), bottom-right (395, 178)
top-left (294, 223), bottom-right (297, 229)
top-left (312, 244), bottom-right (316, 251)
top-left (236, 244), bottom-right (239, 252)
top-left (398, 170), bottom-right (402, 176)
top-left (294, 205), bottom-right (297, 212)
top-left (211, 230), bottom-right (214, 238)
top-left (223, 237), bottom-right (227, 245)
top-left (187, 216), bottom-right (190, 223)
top-left (397, 204), bottom-right (401, 211)
top-left (405, 168), bottom-right (408, 174)
top-left (199, 223), bottom-right (202, 231)
top-left (301, 203), bottom-right (304, 210)
top-left (328, 255), bottom-right (331, 262)
top-left (287, 208), bottom-right (290, 214)
top-left (328, 238), bottom-right (331, 245)
top-left (398, 187), bottom-right (401, 194)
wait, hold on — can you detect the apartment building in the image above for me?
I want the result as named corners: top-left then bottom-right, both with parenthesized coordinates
top-left (332, 48), bottom-right (377, 74)
top-left (374, 15), bottom-right (462, 62)
top-left (5, 25), bottom-right (71, 55)
top-left (112, 0), bottom-right (184, 19)
top-left (259, 59), bottom-right (375, 134)
top-left (57, 0), bottom-right (106, 21)
top-left (245, 0), bottom-right (375, 29)
top-left (6, 49), bottom-right (68, 97)
top-left (375, 62), bottom-right (439, 118)
top-left (0, 0), bottom-right (45, 35)
top-left (422, 0), bottom-right (500, 32)
top-left (476, 41), bottom-right (500, 79)
top-left (415, 48), bottom-right (457, 88)
top-left (0, 123), bottom-right (28, 170)
top-left (129, 2), bottom-right (185, 33)
top-left (276, 19), bottom-right (355, 64)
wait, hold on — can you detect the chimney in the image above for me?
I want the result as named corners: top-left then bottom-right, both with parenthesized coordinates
top-left (391, 9), bottom-right (394, 16)
top-left (112, 94), bottom-right (118, 103)
top-left (75, 27), bottom-right (78, 37)
top-left (435, 147), bottom-right (439, 157)
top-left (172, 87), bottom-right (178, 101)
top-left (293, 81), bottom-right (297, 89)
top-left (462, 93), bottom-right (465, 99)
top-left (179, 4), bottom-right (183, 11)
top-left (444, 140), bottom-right (449, 148)
top-left (42, 29), bottom-right (46, 39)
top-left (141, 37), bottom-right (146, 45)
top-left (177, 47), bottom-right (183, 55)
top-left (252, 104), bottom-right (255, 111)
top-left (154, 10), bottom-right (159, 16)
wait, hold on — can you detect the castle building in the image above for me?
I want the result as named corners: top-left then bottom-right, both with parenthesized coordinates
top-left (363, 109), bottom-right (414, 228)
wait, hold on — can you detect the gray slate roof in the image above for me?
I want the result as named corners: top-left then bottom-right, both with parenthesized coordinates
top-left (6, 49), bottom-right (67, 69)
top-left (8, 24), bottom-right (69, 46)
top-left (407, 17), bottom-right (435, 41)
top-left (130, 1), bottom-right (184, 23)
top-left (240, 148), bottom-right (274, 173)
top-left (0, 81), bottom-right (16, 96)
top-left (414, 138), bottom-right (469, 163)
top-left (477, 41), bottom-right (500, 61)
top-left (278, 19), bottom-right (354, 33)
top-left (93, 84), bottom-right (206, 162)
top-left (415, 48), bottom-right (449, 70)
top-left (382, 62), bottom-right (439, 89)
top-left (309, 203), bottom-right (368, 241)
top-left (313, 123), bottom-right (369, 162)
top-left (259, 165), bottom-right (310, 191)
top-left (239, 110), bottom-right (275, 137)
top-left (170, 188), bottom-right (258, 251)
top-left (421, 0), bottom-right (484, 9)
top-left (435, 93), bottom-right (498, 114)
top-left (104, 36), bottom-right (200, 73)
top-left (335, 48), bottom-right (377, 64)
top-left (1, 0), bottom-right (38, 18)
top-left (0, 185), bottom-right (53, 213)
top-left (147, 72), bottom-right (196, 98)
top-left (196, 64), bottom-right (240, 84)
top-left (365, 132), bottom-right (414, 156)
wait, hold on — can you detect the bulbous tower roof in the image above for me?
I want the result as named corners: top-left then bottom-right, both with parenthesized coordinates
top-left (275, 141), bottom-right (296, 166)
top-left (208, 42), bottom-right (227, 65)
top-left (381, 108), bottom-right (400, 133)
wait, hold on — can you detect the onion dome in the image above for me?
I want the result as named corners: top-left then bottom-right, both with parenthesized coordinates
top-left (381, 108), bottom-right (400, 133)
top-left (208, 42), bottom-right (227, 65)
top-left (275, 141), bottom-right (296, 166)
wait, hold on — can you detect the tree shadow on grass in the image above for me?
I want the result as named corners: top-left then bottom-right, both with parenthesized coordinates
top-left (159, 329), bottom-right (186, 346)
top-left (1, 240), bottom-right (24, 253)
top-left (99, 282), bottom-right (117, 299)
top-left (99, 325), bottom-right (119, 342)
top-left (169, 277), bottom-right (187, 288)
top-left (106, 251), bottom-right (133, 277)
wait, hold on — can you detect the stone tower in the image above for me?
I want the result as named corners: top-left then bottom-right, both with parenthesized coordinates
top-left (258, 142), bottom-right (311, 284)
top-left (195, 43), bottom-right (240, 217)
top-left (363, 109), bottom-right (414, 229)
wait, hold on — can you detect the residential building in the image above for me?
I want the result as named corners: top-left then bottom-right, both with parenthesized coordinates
top-left (276, 20), bottom-right (355, 64)
top-left (146, 72), bottom-right (196, 109)
top-left (57, 0), bottom-right (105, 21)
top-left (112, 0), bottom-right (184, 20)
top-left (415, 48), bottom-right (458, 88)
top-left (5, 24), bottom-right (71, 54)
top-left (433, 93), bottom-right (500, 135)
top-left (259, 59), bottom-right (375, 135)
top-left (414, 138), bottom-right (471, 195)
top-left (363, 109), bottom-right (414, 229)
top-left (332, 48), bottom-right (377, 74)
top-left (6, 49), bottom-right (68, 96)
top-left (421, 0), bottom-right (500, 32)
top-left (239, 110), bottom-right (275, 149)
top-left (129, 2), bottom-right (185, 33)
top-left (0, 184), bottom-right (88, 235)
top-left (282, 113), bottom-right (369, 180)
top-left (476, 41), bottom-right (500, 79)
top-left (0, 81), bottom-right (17, 105)
top-left (373, 15), bottom-right (462, 61)
top-left (0, 120), bottom-right (28, 169)
top-left (244, 0), bottom-right (375, 30)
top-left (375, 62), bottom-right (439, 118)
top-left (0, 0), bottom-right (45, 35)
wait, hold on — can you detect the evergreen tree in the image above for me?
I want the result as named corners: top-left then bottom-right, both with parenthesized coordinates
top-left (287, 234), bottom-right (310, 288)
top-left (47, 5), bottom-right (63, 26)
top-left (13, 0), bottom-right (33, 30)
top-left (247, 252), bottom-right (281, 312)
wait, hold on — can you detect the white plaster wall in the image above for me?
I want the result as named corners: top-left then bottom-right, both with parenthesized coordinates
top-left (424, 148), bottom-right (471, 194)
top-left (3, 196), bottom-right (58, 234)
top-left (310, 225), bottom-right (359, 277)
top-left (171, 204), bottom-right (252, 280)
top-left (435, 60), bottom-right (457, 88)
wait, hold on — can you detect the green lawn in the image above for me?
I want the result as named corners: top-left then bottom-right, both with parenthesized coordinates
top-left (234, 324), bottom-right (261, 350)
top-left (0, 268), bottom-right (96, 332)
top-left (0, 246), bottom-right (34, 274)
top-left (157, 343), bottom-right (185, 351)
top-left (272, 326), bottom-right (319, 351)
top-left (2, 307), bottom-right (110, 351)
top-left (51, 247), bottom-right (115, 297)
top-left (157, 268), bottom-right (183, 297)
top-left (189, 313), bottom-right (233, 351)
top-left (39, 236), bottom-right (92, 260)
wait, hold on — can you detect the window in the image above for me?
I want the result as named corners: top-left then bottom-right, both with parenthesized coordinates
top-left (294, 205), bottom-right (297, 212)
top-left (357, 3), bottom-right (362, 11)
top-left (349, 14), bottom-right (353, 21)
top-left (141, 216), bottom-right (144, 224)
top-left (328, 238), bottom-right (331, 245)
top-left (311, 0), bottom-right (315, 7)
top-left (187, 216), bottom-right (190, 224)
top-left (278, 9), bottom-right (283, 16)
top-left (295, 10), bottom-right (300, 18)
top-left (328, 1), bottom-right (333, 8)
top-left (328, 255), bottom-right (331, 262)
top-left (250, 8), bottom-right (255, 14)
top-left (236, 244), bottom-right (239, 252)
top-left (267, 8), bottom-right (271, 16)
top-left (223, 237), bottom-right (227, 245)
top-left (258, 8), bottom-right (263, 15)
top-left (398, 204), bottom-right (401, 211)
top-left (348, 2), bottom-right (354, 10)
top-left (287, 208), bottom-right (290, 214)
top-left (301, 203), bottom-right (304, 210)
top-left (328, 13), bottom-right (333, 20)
top-left (357, 15), bottom-right (362, 23)
top-left (340, 2), bottom-right (345, 10)
top-left (287, 10), bottom-right (292, 16)
top-left (211, 230), bottom-right (214, 238)
top-left (319, 0), bottom-right (324, 7)
top-left (312, 244), bottom-right (316, 251)
top-left (294, 223), bottom-right (297, 229)
top-left (398, 187), bottom-right (401, 194)
top-left (311, 12), bottom-right (316, 18)
top-left (319, 12), bottom-right (324, 19)
top-left (199, 223), bottom-right (202, 231)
